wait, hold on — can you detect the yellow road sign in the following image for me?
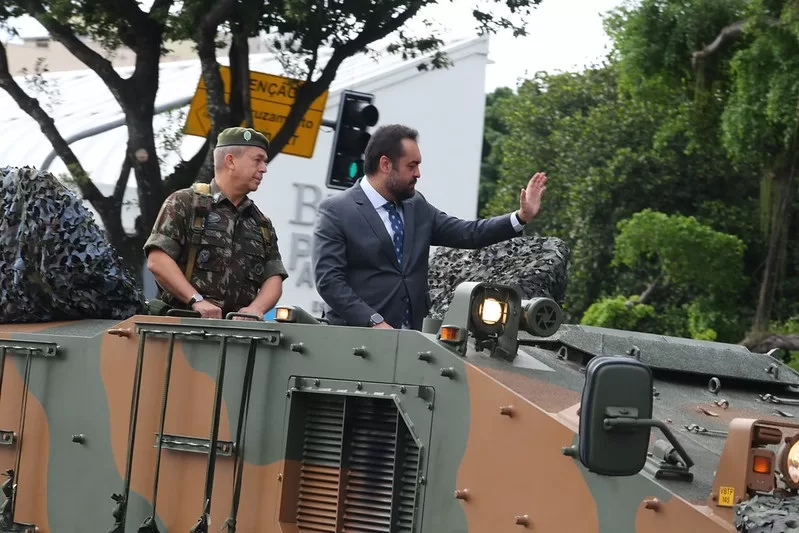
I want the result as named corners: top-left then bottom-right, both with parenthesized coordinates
top-left (183, 66), bottom-right (329, 159)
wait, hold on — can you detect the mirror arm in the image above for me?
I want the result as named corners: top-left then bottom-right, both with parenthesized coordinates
top-left (604, 417), bottom-right (695, 469)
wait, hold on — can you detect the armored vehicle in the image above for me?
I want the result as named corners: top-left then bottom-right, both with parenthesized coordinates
top-left (0, 281), bottom-right (797, 532)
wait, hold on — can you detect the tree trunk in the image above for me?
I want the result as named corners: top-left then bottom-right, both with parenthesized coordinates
top-left (742, 332), bottom-right (799, 354)
top-left (229, 17), bottom-right (253, 129)
top-left (752, 171), bottom-right (794, 332)
top-left (125, 111), bottom-right (165, 226)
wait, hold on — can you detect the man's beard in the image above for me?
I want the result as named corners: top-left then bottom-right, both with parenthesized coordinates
top-left (386, 170), bottom-right (416, 202)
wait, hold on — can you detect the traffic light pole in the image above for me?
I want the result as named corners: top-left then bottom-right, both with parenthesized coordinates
top-left (323, 90), bottom-right (379, 191)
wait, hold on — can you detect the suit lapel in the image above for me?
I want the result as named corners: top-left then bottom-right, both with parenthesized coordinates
top-left (351, 184), bottom-right (401, 269)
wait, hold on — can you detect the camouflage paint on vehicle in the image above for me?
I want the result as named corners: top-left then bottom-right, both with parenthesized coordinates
top-left (0, 283), bottom-right (797, 532)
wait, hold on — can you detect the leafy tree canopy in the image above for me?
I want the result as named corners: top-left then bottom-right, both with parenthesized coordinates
top-left (0, 0), bottom-right (542, 280)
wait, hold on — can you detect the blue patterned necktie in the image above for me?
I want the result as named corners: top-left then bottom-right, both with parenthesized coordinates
top-left (384, 202), bottom-right (411, 329)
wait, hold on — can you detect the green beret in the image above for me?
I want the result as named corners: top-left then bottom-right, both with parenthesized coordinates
top-left (216, 127), bottom-right (269, 153)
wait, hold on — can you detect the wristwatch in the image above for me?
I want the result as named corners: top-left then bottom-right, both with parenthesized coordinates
top-left (514, 211), bottom-right (528, 226)
top-left (369, 312), bottom-right (384, 327)
top-left (187, 293), bottom-right (204, 307)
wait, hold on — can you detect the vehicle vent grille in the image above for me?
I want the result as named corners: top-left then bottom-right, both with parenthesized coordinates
top-left (341, 398), bottom-right (397, 532)
top-left (296, 395), bottom-right (345, 532)
top-left (290, 392), bottom-right (422, 533)
top-left (395, 426), bottom-right (420, 532)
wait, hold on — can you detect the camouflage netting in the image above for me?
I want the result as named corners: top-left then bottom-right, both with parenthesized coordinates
top-left (734, 493), bottom-right (799, 532)
top-left (0, 166), bottom-right (147, 323)
top-left (426, 235), bottom-right (570, 319)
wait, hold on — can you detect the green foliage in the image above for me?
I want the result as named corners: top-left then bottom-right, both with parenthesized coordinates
top-left (581, 294), bottom-right (655, 331)
top-left (255, 0), bottom-right (541, 79)
top-left (477, 0), bottom-right (799, 344)
top-left (595, 210), bottom-right (748, 342)
top-left (721, 1), bottom-right (799, 169)
top-left (597, 0), bottom-right (799, 334)
top-left (613, 209), bottom-right (747, 299)
top-left (483, 64), bottom-right (619, 235)
top-left (766, 315), bottom-right (799, 370)
top-left (478, 87), bottom-right (514, 213)
top-left (481, 60), bottom-right (757, 323)
top-left (603, 0), bottom-right (748, 93)
top-left (1, 0), bottom-right (544, 280)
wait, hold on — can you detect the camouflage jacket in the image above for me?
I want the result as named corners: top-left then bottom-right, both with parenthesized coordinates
top-left (143, 179), bottom-right (288, 315)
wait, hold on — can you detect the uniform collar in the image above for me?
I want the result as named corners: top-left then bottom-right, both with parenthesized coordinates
top-left (209, 178), bottom-right (253, 211)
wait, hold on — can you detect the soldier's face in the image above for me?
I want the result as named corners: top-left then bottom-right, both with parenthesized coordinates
top-left (230, 147), bottom-right (268, 192)
top-left (384, 139), bottom-right (421, 202)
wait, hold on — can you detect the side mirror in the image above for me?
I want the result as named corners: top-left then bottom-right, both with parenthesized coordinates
top-left (578, 356), bottom-right (653, 475)
top-left (578, 356), bottom-right (694, 476)
top-left (579, 356), bottom-right (694, 476)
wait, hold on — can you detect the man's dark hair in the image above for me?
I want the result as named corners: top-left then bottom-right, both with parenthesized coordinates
top-left (364, 124), bottom-right (419, 175)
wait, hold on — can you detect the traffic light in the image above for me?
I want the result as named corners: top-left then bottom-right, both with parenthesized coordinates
top-left (325, 90), bottom-right (379, 190)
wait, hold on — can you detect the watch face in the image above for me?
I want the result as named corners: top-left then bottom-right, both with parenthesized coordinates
top-left (370, 313), bottom-right (383, 325)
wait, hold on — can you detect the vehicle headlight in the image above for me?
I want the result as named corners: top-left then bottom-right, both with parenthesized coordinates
top-left (470, 287), bottom-right (510, 335)
top-left (478, 297), bottom-right (505, 325)
top-left (777, 433), bottom-right (799, 488)
top-left (788, 442), bottom-right (799, 484)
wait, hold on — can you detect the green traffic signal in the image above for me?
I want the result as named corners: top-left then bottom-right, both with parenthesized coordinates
top-left (325, 90), bottom-right (379, 190)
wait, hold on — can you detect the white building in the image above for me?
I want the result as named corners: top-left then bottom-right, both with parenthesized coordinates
top-left (0, 35), bottom-right (491, 316)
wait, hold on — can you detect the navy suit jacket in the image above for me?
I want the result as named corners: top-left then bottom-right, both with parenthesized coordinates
top-left (311, 180), bottom-right (520, 329)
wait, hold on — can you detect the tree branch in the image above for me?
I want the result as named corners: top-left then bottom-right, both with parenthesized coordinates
top-left (0, 40), bottom-right (107, 210)
top-left (195, 0), bottom-right (237, 116)
top-left (151, 0), bottom-right (174, 15)
top-left (192, 0), bottom-right (238, 180)
top-left (229, 13), bottom-right (253, 128)
top-left (114, 157), bottom-right (132, 205)
top-left (19, 0), bottom-right (126, 99)
top-left (742, 332), bottom-right (799, 354)
top-left (268, 4), bottom-right (423, 159)
top-left (120, 0), bottom-right (174, 54)
top-left (692, 17), bottom-right (781, 67)
top-left (162, 139), bottom-right (210, 191)
top-left (113, 0), bottom-right (151, 32)
top-left (637, 274), bottom-right (662, 305)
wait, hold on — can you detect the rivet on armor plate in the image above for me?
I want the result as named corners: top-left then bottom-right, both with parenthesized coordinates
top-left (644, 498), bottom-right (661, 511)
top-left (440, 367), bottom-right (456, 379)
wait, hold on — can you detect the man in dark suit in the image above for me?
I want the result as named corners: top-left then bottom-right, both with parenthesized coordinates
top-left (312, 124), bottom-right (547, 330)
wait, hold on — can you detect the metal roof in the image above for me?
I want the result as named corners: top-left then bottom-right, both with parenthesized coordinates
top-left (0, 35), bottom-right (485, 191)
top-left (523, 324), bottom-right (799, 386)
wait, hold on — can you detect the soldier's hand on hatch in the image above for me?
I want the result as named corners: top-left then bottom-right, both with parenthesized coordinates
top-left (192, 300), bottom-right (223, 319)
top-left (233, 306), bottom-right (263, 320)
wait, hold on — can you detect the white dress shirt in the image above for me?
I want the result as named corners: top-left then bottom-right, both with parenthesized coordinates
top-left (358, 176), bottom-right (525, 240)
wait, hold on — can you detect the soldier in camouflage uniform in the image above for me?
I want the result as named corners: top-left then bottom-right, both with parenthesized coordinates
top-left (143, 127), bottom-right (288, 320)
